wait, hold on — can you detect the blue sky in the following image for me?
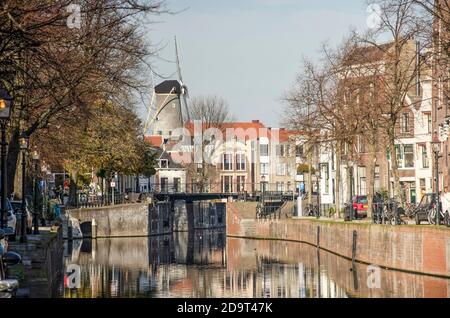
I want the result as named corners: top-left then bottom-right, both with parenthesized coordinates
top-left (145, 0), bottom-right (370, 127)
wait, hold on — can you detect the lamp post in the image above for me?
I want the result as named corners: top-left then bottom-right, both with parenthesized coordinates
top-left (32, 150), bottom-right (40, 234)
top-left (315, 169), bottom-right (321, 219)
top-left (19, 133), bottom-right (29, 243)
top-left (0, 86), bottom-right (12, 229)
top-left (432, 140), bottom-right (442, 226)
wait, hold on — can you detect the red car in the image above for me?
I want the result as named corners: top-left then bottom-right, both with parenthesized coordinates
top-left (352, 195), bottom-right (368, 218)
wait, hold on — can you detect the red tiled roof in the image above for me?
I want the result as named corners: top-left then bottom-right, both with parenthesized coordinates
top-left (144, 135), bottom-right (163, 147)
top-left (185, 121), bottom-right (304, 142)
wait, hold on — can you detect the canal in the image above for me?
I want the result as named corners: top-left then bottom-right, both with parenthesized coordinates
top-left (59, 230), bottom-right (450, 298)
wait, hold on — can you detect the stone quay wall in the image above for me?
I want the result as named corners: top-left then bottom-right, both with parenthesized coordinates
top-left (227, 202), bottom-right (450, 278)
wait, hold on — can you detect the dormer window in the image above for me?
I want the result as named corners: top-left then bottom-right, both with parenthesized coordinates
top-left (159, 159), bottom-right (169, 169)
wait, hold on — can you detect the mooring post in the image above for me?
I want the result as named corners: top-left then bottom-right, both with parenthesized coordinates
top-left (316, 226), bottom-right (320, 248)
top-left (91, 218), bottom-right (97, 239)
top-left (352, 230), bottom-right (358, 265)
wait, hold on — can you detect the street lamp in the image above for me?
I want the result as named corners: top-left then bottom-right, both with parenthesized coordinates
top-left (32, 150), bottom-right (40, 234)
top-left (432, 140), bottom-right (442, 226)
top-left (0, 86), bottom-right (12, 229)
top-left (19, 133), bottom-right (29, 243)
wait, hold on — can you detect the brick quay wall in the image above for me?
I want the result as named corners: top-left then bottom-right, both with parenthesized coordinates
top-left (227, 202), bottom-right (450, 278)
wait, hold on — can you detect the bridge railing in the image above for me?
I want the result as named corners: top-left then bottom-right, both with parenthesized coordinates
top-left (69, 193), bottom-right (128, 209)
top-left (148, 182), bottom-right (298, 198)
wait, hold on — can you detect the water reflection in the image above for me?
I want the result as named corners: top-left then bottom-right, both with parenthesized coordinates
top-left (61, 231), bottom-right (450, 298)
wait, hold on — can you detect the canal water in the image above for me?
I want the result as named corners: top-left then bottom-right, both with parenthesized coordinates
top-left (60, 230), bottom-right (450, 298)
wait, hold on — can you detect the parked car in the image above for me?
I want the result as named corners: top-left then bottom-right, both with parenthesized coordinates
top-left (415, 193), bottom-right (441, 225)
top-left (10, 201), bottom-right (33, 234)
top-left (351, 195), bottom-right (368, 218)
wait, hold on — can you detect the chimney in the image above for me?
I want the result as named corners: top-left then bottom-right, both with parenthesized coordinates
top-left (252, 120), bottom-right (260, 124)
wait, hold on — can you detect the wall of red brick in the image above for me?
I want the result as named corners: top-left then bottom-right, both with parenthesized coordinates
top-left (227, 202), bottom-right (450, 278)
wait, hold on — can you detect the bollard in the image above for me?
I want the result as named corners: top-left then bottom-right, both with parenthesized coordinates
top-left (91, 219), bottom-right (97, 239)
top-left (316, 226), bottom-right (320, 248)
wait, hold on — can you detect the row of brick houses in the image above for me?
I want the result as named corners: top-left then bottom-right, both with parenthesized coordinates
top-left (433, 0), bottom-right (450, 212)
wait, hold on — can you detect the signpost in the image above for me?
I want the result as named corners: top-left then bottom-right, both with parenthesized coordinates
top-left (110, 181), bottom-right (116, 205)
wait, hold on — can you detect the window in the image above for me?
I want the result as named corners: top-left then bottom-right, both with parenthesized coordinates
top-left (420, 178), bottom-right (426, 200)
top-left (236, 154), bottom-right (246, 171)
top-left (174, 178), bottom-right (181, 193)
top-left (236, 176), bottom-right (246, 192)
top-left (159, 159), bottom-right (169, 169)
top-left (276, 145), bottom-right (285, 157)
top-left (222, 176), bottom-right (233, 193)
top-left (276, 182), bottom-right (284, 192)
top-left (422, 145), bottom-right (429, 168)
top-left (260, 144), bottom-right (269, 156)
top-left (395, 145), bottom-right (403, 169)
top-left (404, 145), bottom-right (414, 168)
top-left (160, 178), bottom-right (168, 193)
top-left (222, 154), bottom-right (233, 171)
top-left (375, 166), bottom-right (381, 192)
top-left (276, 163), bottom-right (286, 176)
top-left (296, 145), bottom-right (303, 157)
top-left (322, 164), bottom-right (330, 194)
top-left (426, 113), bottom-right (432, 134)
top-left (358, 166), bottom-right (366, 195)
top-left (260, 163), bottom-right (269, 176)
top-left (261, 182), bottom-right (269, 192)
top-left (287, 164), bottom-right (294, 177)
top-left (401, 113), bottom-right (409, 133)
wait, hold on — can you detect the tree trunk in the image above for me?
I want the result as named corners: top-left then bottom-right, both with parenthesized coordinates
top-left (69, 170), bottom-right (78, 206)
top-left (388, 136), bottom-right (401, 202)
top-left (367, 141), bottom-right (377, 219)
top-left (335, 143), bottom-right (341, 219)
top-left (6, 130), bottom-right (20, 197)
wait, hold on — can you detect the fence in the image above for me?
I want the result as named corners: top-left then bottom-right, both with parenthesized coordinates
top-left (70, 193), bottom-right (128, 209)
top-left (149, 182), bottom-right (298, 197)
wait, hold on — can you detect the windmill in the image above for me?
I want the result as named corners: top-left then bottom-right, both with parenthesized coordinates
top-left (143, 36), bottom-right (189, 136)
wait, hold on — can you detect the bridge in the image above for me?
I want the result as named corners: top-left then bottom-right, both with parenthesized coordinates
top-left (153, 192), bottom-right (241, 204)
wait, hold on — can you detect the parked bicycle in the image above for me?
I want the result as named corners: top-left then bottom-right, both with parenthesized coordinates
top-left (306, 204), bottom-right (320, 218)
top-left (427, 208), bottom-right (449, 225)
top-left (373, 199), bottom-right (407, 225)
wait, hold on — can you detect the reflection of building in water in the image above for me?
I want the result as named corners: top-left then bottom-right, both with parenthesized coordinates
top-left (220, 262), bottom-right (348, 299)
top-left (62, 235), bottom-right (450, 298)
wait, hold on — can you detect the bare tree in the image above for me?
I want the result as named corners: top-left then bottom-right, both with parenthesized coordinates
top-left (0, 0), bottom-right (168, 195)
top-left (187, 95), bottom-right (234, 192)
top-left (356, 0), bottom-right (432, 203)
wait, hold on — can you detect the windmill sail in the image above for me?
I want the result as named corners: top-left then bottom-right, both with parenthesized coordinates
top-left (175, 36), bottom-right (190, 123)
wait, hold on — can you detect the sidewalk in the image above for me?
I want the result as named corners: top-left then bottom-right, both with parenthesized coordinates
top-left (6, 225), bottom-right (63, 298)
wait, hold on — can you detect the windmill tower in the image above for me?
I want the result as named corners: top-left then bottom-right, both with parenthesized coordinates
top-left (152, 80), bottom-right (184, 138)
top-left (144, 37), bottom-right (189, 138)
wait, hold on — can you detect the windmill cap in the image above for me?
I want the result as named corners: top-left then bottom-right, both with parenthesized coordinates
top-left (155, 80), bottom-right (183, 94)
